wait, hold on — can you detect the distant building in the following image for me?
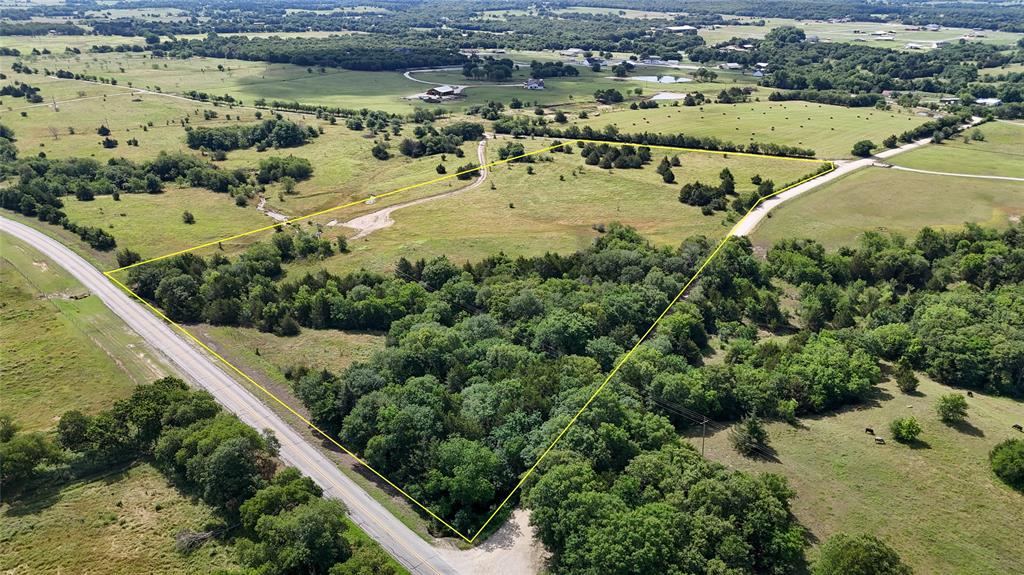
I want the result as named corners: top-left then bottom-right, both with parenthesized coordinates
top-left (975, 97), bottom-right (1002, 106)
top-left (560, 48), bottom-right (585, 57)
top-left (905, 43), bottom-right (923, 50)
top-left (754, 62), bottom-right (769, 69)
top-left (583, 56), bottom-right (604, 67)
top-left (426, 85), bottom-right (457, 97)
top-left (719, 62), bottom-right (743, 70)
top-left (752, 70), bottom-right (764, 78)
top-left (925, 24), bottom-right (941, 32)
top-left (939, 96), bottom-right (960, 105)
top-left (666, 25), bottom-right (698, 34)
top-left (524, 78), bottom-right (545, 90)
top-left (932, 40), bottom-right (949, 48)
top-left (805, 35), bottom-right (820, 43)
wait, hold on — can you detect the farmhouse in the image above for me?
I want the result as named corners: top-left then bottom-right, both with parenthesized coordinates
top-left (719, 62), bottom-right (743, 70)
top-left (560, 48), bottom-right (585, 57)
top-left (975, 97), bottom-right (1003, 106)
top-left (939, 96), bottom-right (960, 105)
top-left (524, 78), bottom-right (545, 90)
top-left (427, 85), bottom-right (457, 97)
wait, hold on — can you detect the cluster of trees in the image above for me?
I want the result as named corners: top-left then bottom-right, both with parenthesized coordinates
top-left (767, 224), bottom-right (1024, 396)
top-left (769, 89), bottom-right (884, 108)
top-left (255, 155), bottom-right (313, 184)
top-left (185, 118), bottom-right (318, 152)
top-left (529, 60), bottom-right (579, 78)
top-left (579, 142), bottom-right (652, 169)
top-left (397, 121), bottom-right (484, 159)
top-left (0, 81), bottom-right (42, 104)
top-left (678, 167), bottom-right (737, 210)
top-left (593, 88), bottom-right (625, 104)
top-left (1, 376), bottom-right (396, 574)
top-left (462, 56), bottom-right (514, 81)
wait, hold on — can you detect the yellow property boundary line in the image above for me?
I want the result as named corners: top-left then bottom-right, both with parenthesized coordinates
top-left (104, 138), bottom-right (835, 543)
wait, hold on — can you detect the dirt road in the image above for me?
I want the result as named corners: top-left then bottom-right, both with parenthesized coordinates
top-left (340, 136), bottom-right (490, 239)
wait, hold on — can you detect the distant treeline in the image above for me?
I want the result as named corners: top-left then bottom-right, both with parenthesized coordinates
top-left (492, 116), bottom-right (818, 158)
top-left (153, 34), bottom-right (468, 71)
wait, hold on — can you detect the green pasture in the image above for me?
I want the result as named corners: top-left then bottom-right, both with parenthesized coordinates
top-left (570, 99), bottom-right (930, 159)
top-left (693, 375), bottom-right (1024, 575)
top-left (750, 167), bottom-right (1024, 249)
top-left (0, 233), bottom-right (169, 431)
top-left (889, 121), bottom-right (1024, 178)
top-left (297, 136), bottom-right (822, 274)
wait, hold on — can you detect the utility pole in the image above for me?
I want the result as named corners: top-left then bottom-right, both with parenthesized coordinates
top-left (701, 418), bottom-right (708, 457)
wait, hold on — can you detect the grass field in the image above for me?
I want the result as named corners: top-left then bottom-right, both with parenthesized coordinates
top-left (750, 168), bottom-right (1024, 249)
top-left (570, 100), bottom-right (930, 159)
top-left (0, 464), bottom-right (238, 574)
top-left (0, 233), bottom-right (168, 431)
top-left (295, 137), bottom-right (823, 274)
top-left (196, 324), bottom-right (384, 386)
top-left (888, 121), bottom-right (1024, 178)
top-left (699, 16), bottom-right (1023, 49)
top-left (62, 188), bottom-right (271, 261)
top-left (689, 375), bottom-right (1024, 574)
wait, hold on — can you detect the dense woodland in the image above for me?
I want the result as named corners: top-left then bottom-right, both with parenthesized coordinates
top-left (117, 213), bottom-right (1024, 549)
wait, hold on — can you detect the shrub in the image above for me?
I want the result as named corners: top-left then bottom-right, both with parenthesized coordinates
top-left (894, 357), bottom-right (918, 393)
top-left (814, 533), bottom-right (912, 575)
top-left (729, 413), bottom-right (770, 456)
top-left (851, 140), bottom-right (875, 157)
top-left (889, 416), bottom-right (921, 443)
top-left (935, 393), bottom-right (968, 424)
top-left (989, 439), bottom-right (1024, 491)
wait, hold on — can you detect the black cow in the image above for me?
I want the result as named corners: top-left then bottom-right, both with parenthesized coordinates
top-left (865, 427), bottom-right (875, 435)
top-left (1013, 424), bottom-right (1023, 432)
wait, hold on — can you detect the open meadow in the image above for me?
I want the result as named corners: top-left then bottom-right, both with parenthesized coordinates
top-left (0, 464), bottom-right (239, 575)
top-left (0, 233), bottom-right (168, 431)
top-left (750, 167), bottom-right (1024, 249)
top-left (689, 375), bottom-right (1024, 575)
top-left (569, 99), bottom-right (931, 159)
top-left (699, 16), bottom-right (1023, 49)
top-left (291, 136), bottom-right (825, 274)
top-left (888, 120), bottom-right (1024, 179)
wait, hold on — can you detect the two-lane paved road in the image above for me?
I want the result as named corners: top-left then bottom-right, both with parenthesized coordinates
top-left (0, 216), bottom-right (462, 575)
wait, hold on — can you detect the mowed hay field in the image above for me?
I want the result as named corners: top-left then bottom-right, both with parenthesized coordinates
top-left (889, 121), bottom-right (1024, 178)
top-left (298, 137), bottom-right (825, 274)
top-left (570, 100), bottom-right (931, 159)
top-left (0, 464), bottom-right (238, 574)
top-left (689, 376), bottom-right (1024, 575)
top-left (750, 168), bottom-right (1024, 250)
top-left (0, 233), bottom-right (168, 431)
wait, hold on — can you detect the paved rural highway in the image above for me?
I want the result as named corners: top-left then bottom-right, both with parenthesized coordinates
top-left (0, 216), bottom-right (463, 575)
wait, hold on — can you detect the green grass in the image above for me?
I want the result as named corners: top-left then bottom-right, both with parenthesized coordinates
top-left (0, 463), bottom-right (238, 574)
top-left (691, 375), bottom-right (1024, 574)
top-left (888, 121), bottom-right (1024, 178)
top-left (0, 233), bottom-right (169, 431)
top-left (63, 188), bottom-right (271, 261)
top-left (699, 16), bottom-right (1023, 49)
top-left (196, 324), bottom-right (384, 387)
top-left (569, 99), bottom-right (930, 159)
top-left (296, 137), bottom-right (821, 274)
top-left (750, 167), bottom-right (1024, 249)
